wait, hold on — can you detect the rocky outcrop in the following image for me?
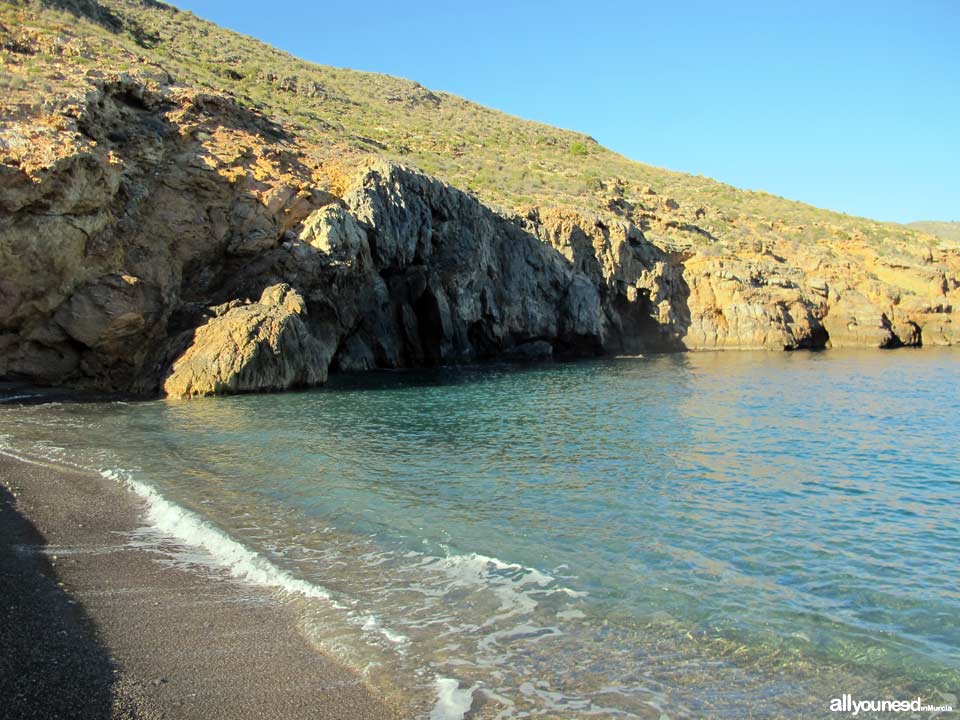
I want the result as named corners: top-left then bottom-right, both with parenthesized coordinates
top-left (329, 161), bottom-right (610, 367)
top-left (208, 161), bottom-right (620, 376)
top-left (680, 254), bottom-right (829, 350)
top-left (674, 242), bottom-right (959, 351)
top-left (162, 284), bottom-right (327, 398)
top-left (1, 74), bottom-right (958, 398)
top-left (525, 207), bottom-right (689, 353)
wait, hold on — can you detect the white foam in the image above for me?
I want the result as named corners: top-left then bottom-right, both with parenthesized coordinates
top-left (0, 394), bottom-right (39, 403)
top-left (359, 614), bottom-right (409, 645)
top-left (436, 552), bottom-right (554, 587)
top-left (100, 469), bottom-right (335, 601)
top-left (430, 678), bottom-right (477, 720)
top-left (0, 448), bottom-right (334, 607)
top-left (429, 551), bottom-right (587, 622)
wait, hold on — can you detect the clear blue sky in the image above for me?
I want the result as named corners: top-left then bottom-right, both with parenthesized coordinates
top-left (174, 1), bottom-right (957, 223)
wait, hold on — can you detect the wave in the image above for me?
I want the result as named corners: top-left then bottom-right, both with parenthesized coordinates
top-left (427, 551), bottom-right (587, 618)
top-left (0, 394), bottom-right (41, 403)
top-left (0, 444), bottom-right (439, 711)
top-left (99, 468), bottom-right (337, 602)
top-left (436, 552), bottom-right (555, 587)
top-left (0, 442), bottom-right (338, 603)
top-left (96, 464), bottom-right (459, 714)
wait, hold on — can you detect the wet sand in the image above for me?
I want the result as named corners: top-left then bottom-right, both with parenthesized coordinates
top-left (0, 452), bottom-right (409, 720)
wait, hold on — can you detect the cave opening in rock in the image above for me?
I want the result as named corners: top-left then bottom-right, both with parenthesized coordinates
top-left (612, 290), bottom-right (673, 354)
top-left (468, 321), bottom-right (499, 360)
top-left (413, 290), bottom-right (444, 366)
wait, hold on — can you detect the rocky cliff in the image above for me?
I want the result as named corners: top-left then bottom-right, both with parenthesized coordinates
top-left (0, 77), bottom-right (678, 396)
top-left (1, 2), bottom-right (957, 398)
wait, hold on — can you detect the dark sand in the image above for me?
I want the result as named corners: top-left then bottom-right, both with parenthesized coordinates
top-left (0, 453), bottom-right (410, 719)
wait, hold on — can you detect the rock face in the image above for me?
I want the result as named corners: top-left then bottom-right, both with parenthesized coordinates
top-left (675, 245), bottom-right (956, 351)
top-left (326, 162), bottom-right (613, 369)
top-left (0, 77), bottom-right (958, 398)
top-left (525, 207), bottom-right (689, 353)
top-left (162, 285), bottom-right (328, 399)
top-left (679, 254), bottom-right (829, 350)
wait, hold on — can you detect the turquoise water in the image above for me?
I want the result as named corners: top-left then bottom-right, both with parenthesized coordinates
top-left (1, 350), bottom-right (958, 718)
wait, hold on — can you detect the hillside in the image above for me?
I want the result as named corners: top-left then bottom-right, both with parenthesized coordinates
top-left (1, 0), bottom-right (958, 396)
top-left (907, 222), bottom-right (960, 245)
top-left (2, 0), bottom-right (951, 250)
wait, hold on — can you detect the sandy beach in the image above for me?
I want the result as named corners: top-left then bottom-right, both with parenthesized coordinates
top-left (0, 452), bottom-right (408, 720)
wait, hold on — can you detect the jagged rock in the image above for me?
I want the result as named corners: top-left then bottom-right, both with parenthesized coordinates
top-left (299, 205), bottom-right (367, 262)
top-left (821, 290), bottom-right (921, 349)
top-left (162, 284), bottom-right (328, 398)
top-left (227, 229), bottom-right (276, 256)
top-left (329, 160), bottom-right (610, 366)
top-left (889, 317), bottom-right (922, 348)
top-left (525, 207), bottom-right (687, 352)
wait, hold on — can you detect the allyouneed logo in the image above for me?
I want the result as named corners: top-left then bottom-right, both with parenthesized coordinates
top-left (830, 695), bottom-right (954, 715)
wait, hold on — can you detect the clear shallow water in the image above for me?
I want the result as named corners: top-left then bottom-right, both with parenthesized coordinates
top-left (1, 350), bottom-right (958, 718)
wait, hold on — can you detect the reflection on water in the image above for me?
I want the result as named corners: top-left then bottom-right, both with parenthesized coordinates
top-left (1, 349), bottom-right (958, 718)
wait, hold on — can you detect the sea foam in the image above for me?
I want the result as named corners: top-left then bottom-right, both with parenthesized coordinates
top-left (100, 468), bottom-right (335, 601)
top-left (0, 445), bottom-right (336, 603)
top-left (430, 678), bottom-right (477, 720)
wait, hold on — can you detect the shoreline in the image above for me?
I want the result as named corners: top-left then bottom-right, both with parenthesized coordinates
top-left (1, 349), bottom-right (957, 718)
top-left (2, 343), bottom-right (952, 406)
top-left (0, 451), bottom-right (411, 720)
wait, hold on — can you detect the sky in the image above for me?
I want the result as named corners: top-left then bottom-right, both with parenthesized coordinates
top-left (172, 1), bottom-right (958, 223)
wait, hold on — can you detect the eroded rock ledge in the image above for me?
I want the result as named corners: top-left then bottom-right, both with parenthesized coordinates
top-left (1, 79), bottom-right (957, 397)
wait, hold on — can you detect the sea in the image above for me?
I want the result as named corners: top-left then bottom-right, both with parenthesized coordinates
top-left (1, 349), bottom-right (957, 719)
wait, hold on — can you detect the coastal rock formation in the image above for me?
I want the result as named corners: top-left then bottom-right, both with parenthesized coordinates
top-left (680, 254), bottom-right (829, 350)
top-left (331, 160), bottom-right (610, 367)
top-left (1, 4), bottom-right (958, 397)
top-left (0, 76), bottom-right (957, 397)
top-left (526, 207), bottom-right (688, 353)
top-left (162, 284), bottom-right (327, 398)
top-left (0, 77), bottom-right (651, 395)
